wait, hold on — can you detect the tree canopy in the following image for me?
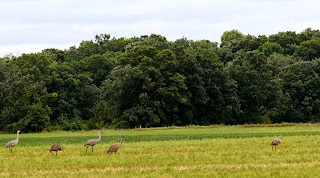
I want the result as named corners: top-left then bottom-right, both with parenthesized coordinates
top-left (1, 29), bottom-right (320, 132)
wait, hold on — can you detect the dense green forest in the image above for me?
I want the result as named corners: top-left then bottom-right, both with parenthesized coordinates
top-left (1, 28), bottom-right (320, 133)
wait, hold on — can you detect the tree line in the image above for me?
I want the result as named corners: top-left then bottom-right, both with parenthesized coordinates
top-left (1, 28), bottom-right (320, 133)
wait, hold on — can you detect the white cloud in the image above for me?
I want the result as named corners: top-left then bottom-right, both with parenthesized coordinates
top-left (1, 0), bottom-right (320, 57)
top-left (0, 43), bottom-right (76, 57)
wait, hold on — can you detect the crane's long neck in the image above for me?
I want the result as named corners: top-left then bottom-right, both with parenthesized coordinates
top-left (120, 137), bottom-right (123, 145)
top-left (16, 131), bottom-right (20, 142)
top-left (98, 132), bottom-right (101, 141)
top-left (278, 137), bottom-right (282, 142)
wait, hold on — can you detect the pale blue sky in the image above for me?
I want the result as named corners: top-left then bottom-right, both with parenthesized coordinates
top-left (0, 0), bottom-right (319, 57)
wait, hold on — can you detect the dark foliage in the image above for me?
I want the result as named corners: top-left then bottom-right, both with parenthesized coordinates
top-left (1, 29), bottom-right (320, 132)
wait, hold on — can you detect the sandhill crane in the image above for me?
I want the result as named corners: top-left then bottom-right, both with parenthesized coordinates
top-left (84, 131), bottom-right (101, 153)
top-left (271, 136), bottom-right (282, 151)
top-left (107, 136), bottom-right (124, 155)
top-left (6, 130), bottom-right (21, 153)
top-left (49, 144), bottom-right (63, 156)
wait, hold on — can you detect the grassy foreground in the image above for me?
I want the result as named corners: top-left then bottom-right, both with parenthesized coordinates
top-left (1, 124), bottom-right (320, 177)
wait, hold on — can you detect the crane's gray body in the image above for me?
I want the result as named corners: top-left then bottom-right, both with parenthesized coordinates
top-left (6, 130), bottom-right (21, 153)
top-left (84, 138), bottom-right (100, 146)
top-left (84, 131), bottom-right (101, 153)
top-left (6, 140), bottom-right (18, 148)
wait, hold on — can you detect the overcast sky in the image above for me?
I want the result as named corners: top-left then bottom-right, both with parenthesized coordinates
top-left (0, 0), bottom-right (319, 57)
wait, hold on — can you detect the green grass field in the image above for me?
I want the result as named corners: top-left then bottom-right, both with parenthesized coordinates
top-left (1, 124), bottom-right (320, 177)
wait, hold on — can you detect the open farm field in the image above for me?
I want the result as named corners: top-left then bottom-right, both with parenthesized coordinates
top-left (1, 124), bottom-right (320, 177)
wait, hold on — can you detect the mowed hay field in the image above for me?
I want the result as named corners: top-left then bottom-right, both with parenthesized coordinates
top-left (1, 125), bottom-right (320, 177)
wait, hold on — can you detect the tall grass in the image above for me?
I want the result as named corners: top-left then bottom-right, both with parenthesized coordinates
top-left (1, 125), bottom-right (320, 177)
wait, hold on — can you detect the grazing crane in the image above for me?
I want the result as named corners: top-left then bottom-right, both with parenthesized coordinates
top-left (107, 136), bottom-right (124, 155)
top-left (6, 130), bottom-right (21, 153)
top-left (49, 144), bottom-right (63, 156)
top-left (271, 136), bottom-right (282, 151)
top-left (84, 131), bottom-right (101, 153)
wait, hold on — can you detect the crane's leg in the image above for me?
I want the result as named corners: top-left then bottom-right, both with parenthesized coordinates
top-left (92, 146), bottom-right (94, 152)
top-left (56, 152), bottom-right (58, 156)
top-left (275, 145), bottom-right (277, 151)
top-left (9, 147), bottom-right (12, 153)
top-left (50, 151), bottom-right (55, 156)
top-left (86, 146), bottom-right (88, 153)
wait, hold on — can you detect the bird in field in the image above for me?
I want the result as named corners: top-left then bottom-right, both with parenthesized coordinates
top-left (271, 136), bottom-right (282, 151)
top-left (107, 136), bottom-right (124, 155)
top-left (49, 144), bottom-right (63, 156)
top-left (6, 130), bottom-right (21, 153)
top-left (84, 131), bottom-right (101, 153)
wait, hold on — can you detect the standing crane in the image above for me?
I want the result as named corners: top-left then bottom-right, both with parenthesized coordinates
top-left (107, 136), bottom-right (124, 155)
top-left (6, 130), bottom-right (21, 153)
top-left (49, 144), bottom-right (63, 156)
top-left (271, 136), bottom-right (282, 151)
top-left (84, 131), bottom-right (101, 153)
